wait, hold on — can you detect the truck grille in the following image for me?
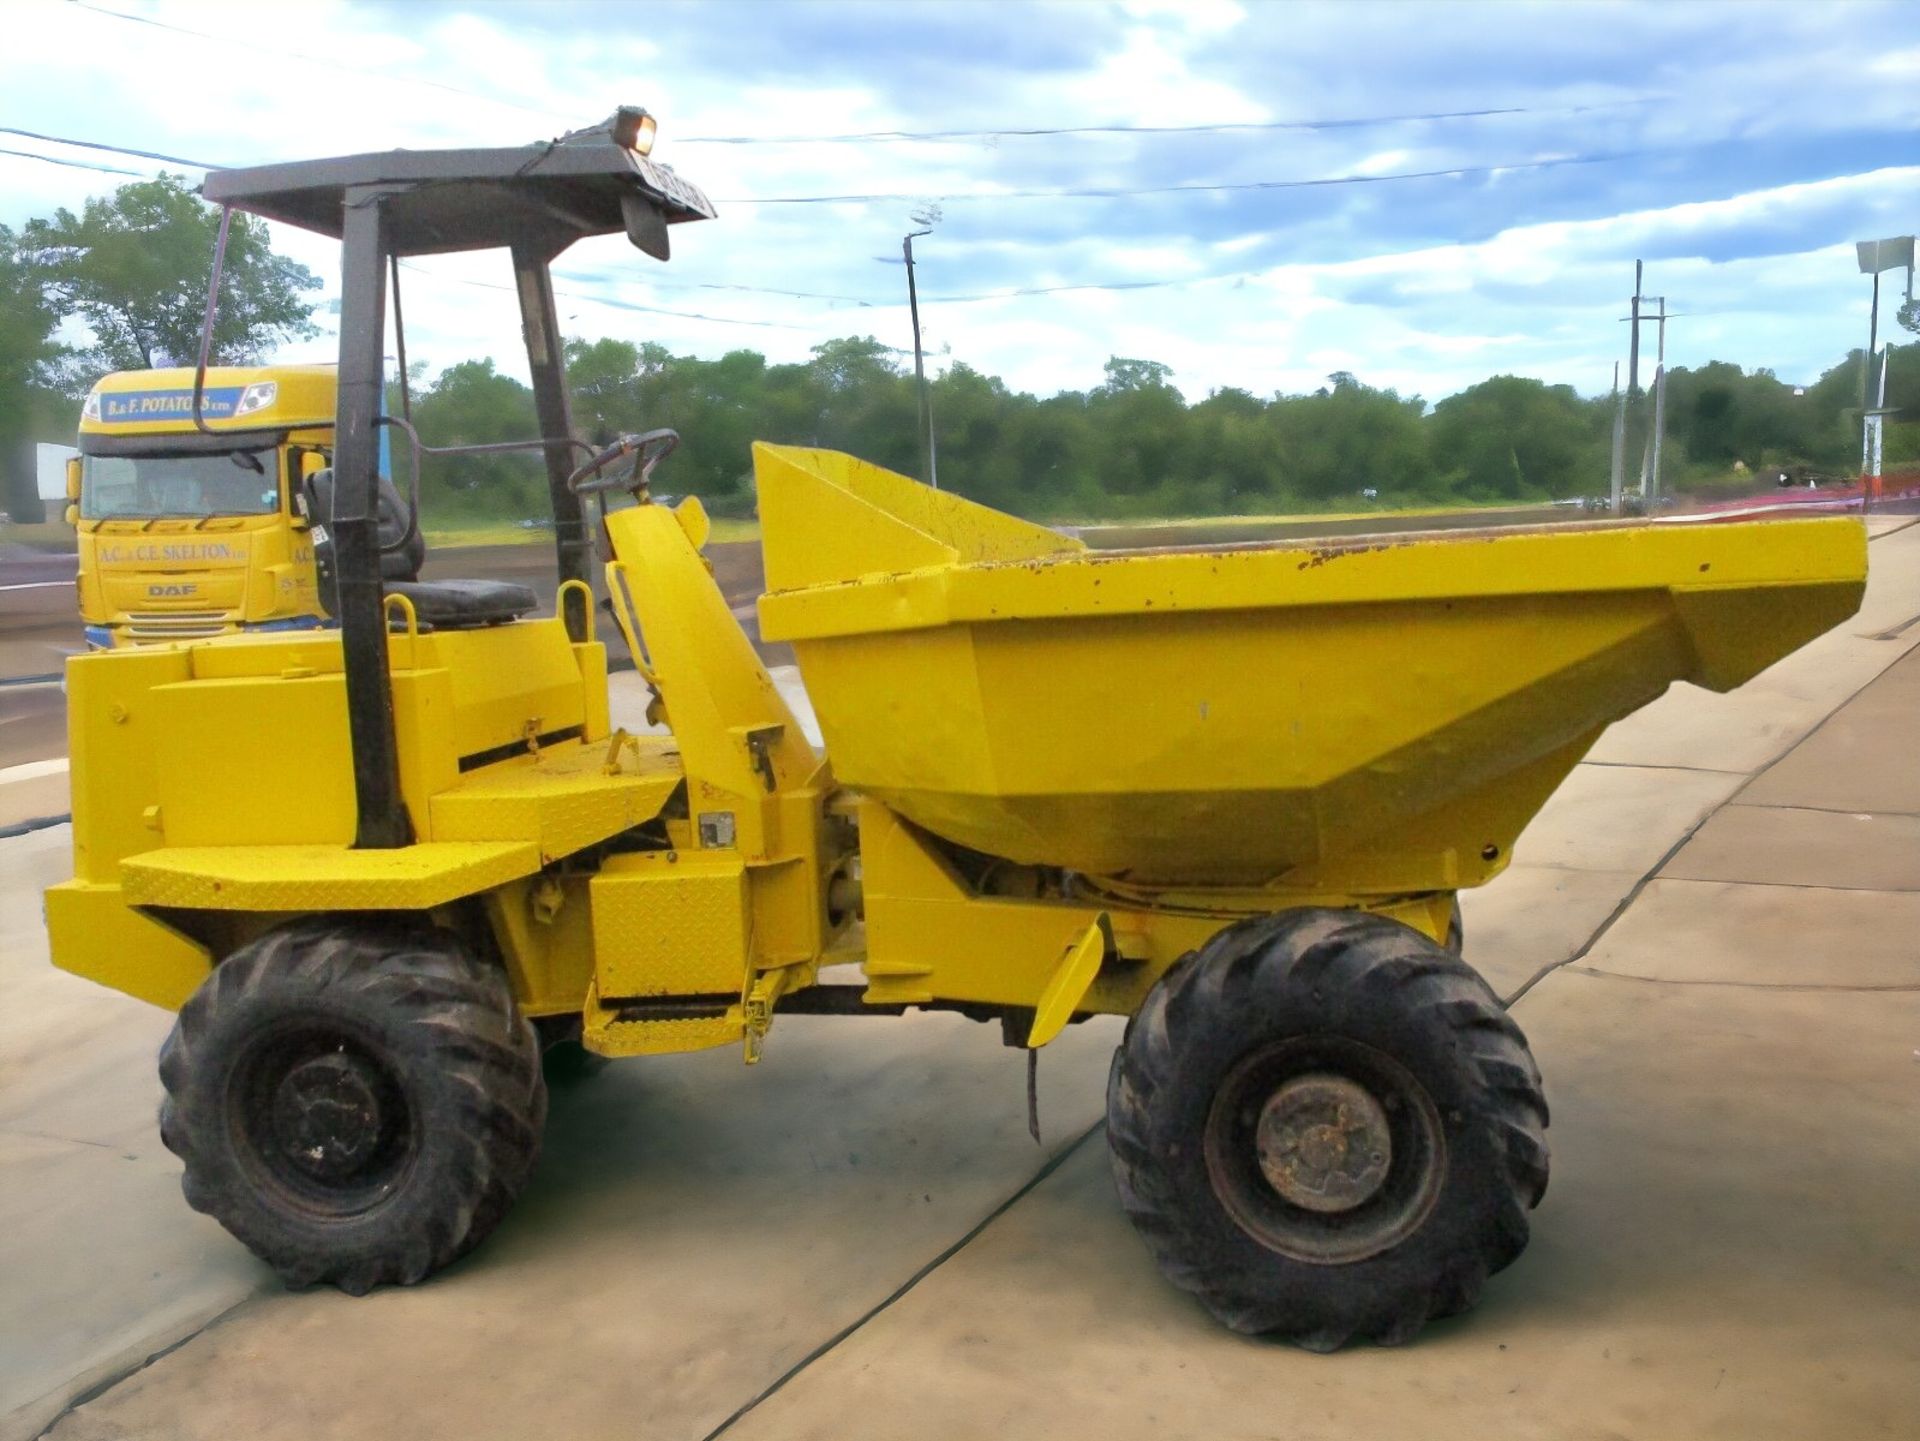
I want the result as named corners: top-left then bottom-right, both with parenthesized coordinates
top-left (122, 611), bottom-right (232, 643)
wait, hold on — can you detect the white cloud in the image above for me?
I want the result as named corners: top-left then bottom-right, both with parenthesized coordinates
top-left (2, 0), bottom-right (1913, 413)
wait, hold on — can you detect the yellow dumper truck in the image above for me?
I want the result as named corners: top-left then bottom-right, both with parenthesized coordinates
top-left (71, 364), bottom-right (337, 646)
top-left (44, 111), bottom-right (1867, 1349)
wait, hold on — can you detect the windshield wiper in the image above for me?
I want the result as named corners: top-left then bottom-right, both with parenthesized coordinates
top-left (230, 451), bottom-right (266, 475)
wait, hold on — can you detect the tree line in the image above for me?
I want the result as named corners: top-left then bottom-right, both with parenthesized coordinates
top-left (406, 335), bottom-right (1915, 525)
top-left (3, 173), bottom-right (1913, 528)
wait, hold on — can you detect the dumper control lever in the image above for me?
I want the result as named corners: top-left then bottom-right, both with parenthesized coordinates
top-left (568, 429), bottom-right (680, 495)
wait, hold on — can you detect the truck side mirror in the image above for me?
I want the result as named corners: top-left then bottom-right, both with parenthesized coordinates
top-left (291, 451), bottom-right (327, 529)
top-left (64, 504), bottom-right (79, 526)
top-left (64, 456), bottom-right (81, 503)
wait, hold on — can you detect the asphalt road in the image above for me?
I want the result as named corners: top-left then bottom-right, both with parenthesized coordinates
top-left (0, 548), bottom-right (79, 772)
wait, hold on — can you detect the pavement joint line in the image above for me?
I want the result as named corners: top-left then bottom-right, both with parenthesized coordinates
top-left (30, 1296), bottom-right (259, 1441)
top-left (695, 1119), bottom-right (1106, 1441)
top-left (1507, 640), bottom-right (1913, 1010)
top-left (1648, 873), bottom-right (1920, 895)
top-left (2, 1128), bottom-right (122, 1152)
top-left (1561, 964), bottom-right (1920, 994)
top-left (1720, 800), bottom-right (1920, 819)
top-left (1502, 808), bottom-right (1722, 1010)
top-left (1575, 759), bottom-right (1747, 775)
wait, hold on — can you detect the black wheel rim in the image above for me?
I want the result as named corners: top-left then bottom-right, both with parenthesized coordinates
top-left (228, 1020), bottom-right (418, 1218)
top-left (1203, 1036), bottom-right (1446, 1264)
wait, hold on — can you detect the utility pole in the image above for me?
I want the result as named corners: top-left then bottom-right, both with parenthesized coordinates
top-left (1648, 297), bottom-right (1668, 507)
top-left (1626, 259), bottom-right (1644, 400)
top-left (1618, 265), bottom-right (1682, 514)
top-left (1610, 260), bottom-right (1646, 516)
top-left (903, 219), bottom-right (938, 489)
top-left (1607, 360), bottom-right (1626, 515)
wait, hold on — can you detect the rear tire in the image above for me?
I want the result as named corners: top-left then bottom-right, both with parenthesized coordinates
top-left (158, 917), bottom-right (546, 1294)
top-left (1107, 908), bottom-right (1547, 1349)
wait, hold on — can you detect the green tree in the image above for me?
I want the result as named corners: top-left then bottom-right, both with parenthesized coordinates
top-left (1271, 374), bottom-right (1430, 503)
top-left (565, 336), bottom-right (670, 444)
top-left (1089, 356), bottom-right (1186, 500)
top-left (0, 225), bottom-right (67, 394)
top-left (0, 225), bottom-right (74, 520)
top-left (409, 358), bottom-right (544, 520)
top-left (22, 173), bottom-right (319, 374)
top-left (1428, 375), bottom-right (1595, 500)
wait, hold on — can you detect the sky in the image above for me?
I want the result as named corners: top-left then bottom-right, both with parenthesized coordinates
top-left (3, 0), bottom-right (1917, 405)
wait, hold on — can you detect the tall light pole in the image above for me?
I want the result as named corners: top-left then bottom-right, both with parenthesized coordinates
top-left (1855, 236), bottom-right (1914, 509)
top-left (903, 206), bottom-right (940, 489)
top-left (1646, 297), bottom-right (1668, 507)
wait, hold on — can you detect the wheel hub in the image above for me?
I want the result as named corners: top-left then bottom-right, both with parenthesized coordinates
top-left (271, 1051), bottom-right (389, 1181)
top-left (1255, 1072), bottom-right (1392, 1213)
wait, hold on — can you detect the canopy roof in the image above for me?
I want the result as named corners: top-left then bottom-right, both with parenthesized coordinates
top-left (202, 120), bottom-right (714, 258)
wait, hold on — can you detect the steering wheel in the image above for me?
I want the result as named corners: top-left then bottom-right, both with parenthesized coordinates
top-left (567, 429), bottom-right (680, 496)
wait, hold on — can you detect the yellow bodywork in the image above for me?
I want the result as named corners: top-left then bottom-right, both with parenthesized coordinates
top-left (75, 365), bottom-right (337, 645)
top-left (755, 444), bottom-right (1866, 891)
top-left (47, 445), bottom-right (1868, 1058)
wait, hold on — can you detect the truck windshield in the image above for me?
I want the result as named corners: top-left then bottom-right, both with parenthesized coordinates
top-left (81, 450), bottom-right (282, 520)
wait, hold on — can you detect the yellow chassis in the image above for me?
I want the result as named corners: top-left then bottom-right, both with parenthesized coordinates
top-left (46, 496), bottom-right (1452, 1061)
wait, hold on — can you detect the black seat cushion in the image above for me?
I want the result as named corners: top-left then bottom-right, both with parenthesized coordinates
top-left (305, 469), bottom-right (533, 629)
top-left (307, 468), bottom-right (427, 581)
top-left (388, 578), bottom-right (538, 629)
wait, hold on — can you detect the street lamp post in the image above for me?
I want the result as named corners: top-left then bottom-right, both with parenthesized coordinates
top-left (903, 213), bottom-right (939, 489)
top-left (1855, 236), bottom-right (1915, 510)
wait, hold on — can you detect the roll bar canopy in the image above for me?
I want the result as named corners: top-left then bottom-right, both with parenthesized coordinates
top-left (201, 112), bottom-right (712, 848)
top-left (202, 115), bottom-right (715, 258)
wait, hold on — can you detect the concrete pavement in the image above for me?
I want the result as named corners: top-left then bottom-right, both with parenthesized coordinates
top-left (3, 519), bottom-right (1915, 1440)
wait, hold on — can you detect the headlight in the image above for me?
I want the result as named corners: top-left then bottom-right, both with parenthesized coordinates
top-left (82, 390), bottom-right (101, 421)
top-left (613, 106), bottom-right (657, 156)
top-left (234, 381), bottom-right (278, 417)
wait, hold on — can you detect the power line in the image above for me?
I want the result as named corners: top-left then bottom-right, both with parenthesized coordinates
top-left (0, 119), bottom-right (881, 309)
top-left (0, 124), bottom-right (220, 171)
top-left (3, 118), bottom-right (1649, 214)
top-left (0, 118), bottom-right (1221, 310)
top-left (616, 277), bottom-right (876, 305)
top-left (396, 261), bottom-right (819, 331)
top-left (681, 99), bottom-right (1657, 146)
top-left (0, 145), bottom-right (147, 178)
top-left (560, 263), bottom-right (1250, 308)
top-left (718, 149), bottom-right (1637, 205)
top-left (0, 122), bottom-right (1259, 308)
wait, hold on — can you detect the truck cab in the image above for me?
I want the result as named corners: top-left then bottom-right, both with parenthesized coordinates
top-left (74, 364), bottom-right (335, 646)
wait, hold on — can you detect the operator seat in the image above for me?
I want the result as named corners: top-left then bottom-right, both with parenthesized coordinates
top-left (305, 469), bottom-right (538, 629)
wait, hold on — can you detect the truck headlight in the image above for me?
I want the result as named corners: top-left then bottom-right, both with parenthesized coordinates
top-left (234, 381), bottom-right (278, 417)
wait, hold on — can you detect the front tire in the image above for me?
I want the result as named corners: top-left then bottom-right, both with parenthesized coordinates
top-left (158, 918), bottom-right (546, 1294)
top-left (1107, 908), bottom-right (1547, 1349)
